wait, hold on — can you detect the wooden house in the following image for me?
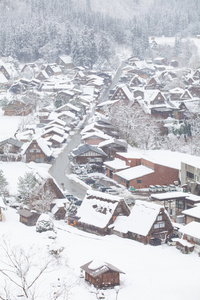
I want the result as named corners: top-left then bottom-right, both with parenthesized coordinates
top-left (112, 200), bottom-right (173, 244)
top-left (169, 87), bottom-right (184, 101)
top-left (45, 64), bottom-right (62, 76)
top-left (154, 57), bottom-right (168, 66)
top-left (24, 138), bottom-right (52, 163)
top-left (129, 75), bottom-right (144, 88)
top-left (36, 70), bottom-right (49, 81)
top-left (81, 131), bottom-right (110, 146)
top-left (56, 102), bottom-right (80, 116)
top-left (111, 85), bottom-right (133, 102)
top-left (0, 138), bottom-right (23, 161)
top-left (48, 135), bottom-right (65, 148)
top-left (42, 126), bottom-right (65, 139)
top-left (146, 90), bottom-right (166, 106)
top-left (99, 139), bottom-right (128, 160)
top-left (71, 144), bottom-right (107, 166)
top-left (179, 221), bottom-right (200, 247)
top-left (68, 190), bottom-right (130, 235)
top-left (80, 260), bottom-right (124, 288)
top-left (145, 77), bottom-right (161, 90)
top-left (181, 205), bottom-right (200, 224)
top-left (192, 69), bottom-right (200, 81)
top-left (56, 55), bottom-right (74, 69)
top-left (4, 100), bottom-right (32, 116)
top-left (151, 107), bottom-right (173, 119)
top-left (51, 202), bottom-right (66, 220)
top-left (57, 111), bottom-right (76, 125)
top-left (18, 208), bottom-right (40, 226)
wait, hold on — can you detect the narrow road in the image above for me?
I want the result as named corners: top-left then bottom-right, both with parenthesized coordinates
top-left (49, 129), bottom-right (87, 200)
top-left (49, 61), bottom-right (124, 200)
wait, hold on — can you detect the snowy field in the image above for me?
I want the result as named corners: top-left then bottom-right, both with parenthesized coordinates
top-left (0, 109), bottom-right (23, 140)
top-left (1, 207), bottom-right (200, 300)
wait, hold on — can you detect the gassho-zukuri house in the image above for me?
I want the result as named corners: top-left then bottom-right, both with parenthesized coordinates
top-left (68, 190), bottom-right (173, 244)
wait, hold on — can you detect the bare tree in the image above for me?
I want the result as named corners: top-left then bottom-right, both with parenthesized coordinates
top-left (109, 100), bottom-right (161, 149)
top-left (0, 239), bottom-right (53, 299)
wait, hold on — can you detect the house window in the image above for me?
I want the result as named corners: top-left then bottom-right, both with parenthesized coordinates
top-left (154, 221), bottom-right (165, 229)
top-left (30, 149), bottom-right (34, 153)
top-left (186, 171), bottom-right (194, 179)
top-left (137, 179), bottom-right (142, 183)
top-left (157, 215), bottom-right (162, 221)
top-left (95, 158), bottom-right (102, 162)
top-left (36, 149), bottom-right (41, 153)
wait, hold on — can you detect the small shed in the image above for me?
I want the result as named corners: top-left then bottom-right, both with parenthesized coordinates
top-left (176, 239), bottom-right (194, 254)
top-left (51, 202), bottom-right (67, 220)
top-left (80, 260), bottom-right (124, 288)
top-left (18, 208), bottom-right (40, 226)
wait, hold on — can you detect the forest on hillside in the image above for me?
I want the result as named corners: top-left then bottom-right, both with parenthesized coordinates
top-left (1, 0), bottom-right (200, 65)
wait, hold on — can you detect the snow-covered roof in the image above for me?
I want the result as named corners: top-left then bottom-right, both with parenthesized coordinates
top-left (80, 260), bottom-right (124, 277)
top-left (113, 200), bottom-right (163, 236)
top-left (98, 138), bottom-right (128, 149)
top-left (51, 202), bottom-right (65, 215)
top-left (72, 144), bottom-right (107, 157)
top-left (151, 192), bottom-right (189, 200)
top-left (66, 103), bottom-right (81, 112)
top-left (77, 190), bottom-right (123, 229)
top-left (116, 151), bottom-right (142, 159)
top-left (37, 138), bottom-right (52, 157)
top-left (48, 134), bottom-right (64, 143)
top-left (104, 158), bottom-right (130, 171)
top-left (81, 131), bottom-right (111, 141)
top-left (185, 194), bottom-right (200, 202)
top-left (43, 126), bottom-right (65, 136)
top-left (182, 206), bottom-right (200, 219)
top-left (115, 165), bottom-right (154, 181)
top-left (0, 72), bottom-right (8, 83)
top-left (59, 55), bottom-right (73, 64)
top-left (57, 111), bottom-right (76, 119)
top-left (47, 119), bottom-right (66, 127)
top-left (179, 221), bottom-right (200, 240)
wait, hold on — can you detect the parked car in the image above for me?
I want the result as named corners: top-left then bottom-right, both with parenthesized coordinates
top-left (84, 178), bottom-right (95, 185)
top-left (155, 185), bottom-right (162, 192)
top-left (169, 184), bottom-right (176, 191)
top-left (149, 185), bottom-right (156, 193)
top-left (162, 185), bottom-right (168, 192)
top-left (149, 238), bottom-right (161, 246)
top-left (98, 186), bottom-right (110, 192)
top-left (106, 189), bottom-right (119, 195)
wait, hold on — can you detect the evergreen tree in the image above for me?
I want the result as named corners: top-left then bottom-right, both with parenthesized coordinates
top-left (17, 172), bottom-right (38, 207)
top-left (0, 169), bottom-right (9, 200)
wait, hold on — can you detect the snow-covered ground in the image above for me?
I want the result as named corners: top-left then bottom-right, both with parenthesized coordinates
top-left (0, 207), bottom-right (200, 300)
top-left (0, 109), bottom-right (23, 140)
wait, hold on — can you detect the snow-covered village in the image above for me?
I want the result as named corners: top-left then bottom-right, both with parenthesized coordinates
top-left (1, 0), bottom-right (200, 299)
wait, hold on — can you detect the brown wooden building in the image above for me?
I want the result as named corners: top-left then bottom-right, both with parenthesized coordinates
top-left (112, 200), bottom-right (173, 244)
top-left (18, 208), bottom-right (40, 226)
top-left (71, 144), bottom-right (107, 166)
top-left (80, 260), bottom-right (124, 288)
top-left (4, 100), bottom-right (32, 116)
top-left (68, 190), bottom-right (130, 235)
top-left (25, 138), bottom-right (52, 163)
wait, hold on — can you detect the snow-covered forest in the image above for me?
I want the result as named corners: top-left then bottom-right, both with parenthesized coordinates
top-left (1, 0), bottom-right (200, 65)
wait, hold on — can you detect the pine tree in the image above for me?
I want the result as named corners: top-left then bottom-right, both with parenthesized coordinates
top-left (0, 169), bottom-right (8, 200)
top-left (17, 172), bottom-right (38, 207)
